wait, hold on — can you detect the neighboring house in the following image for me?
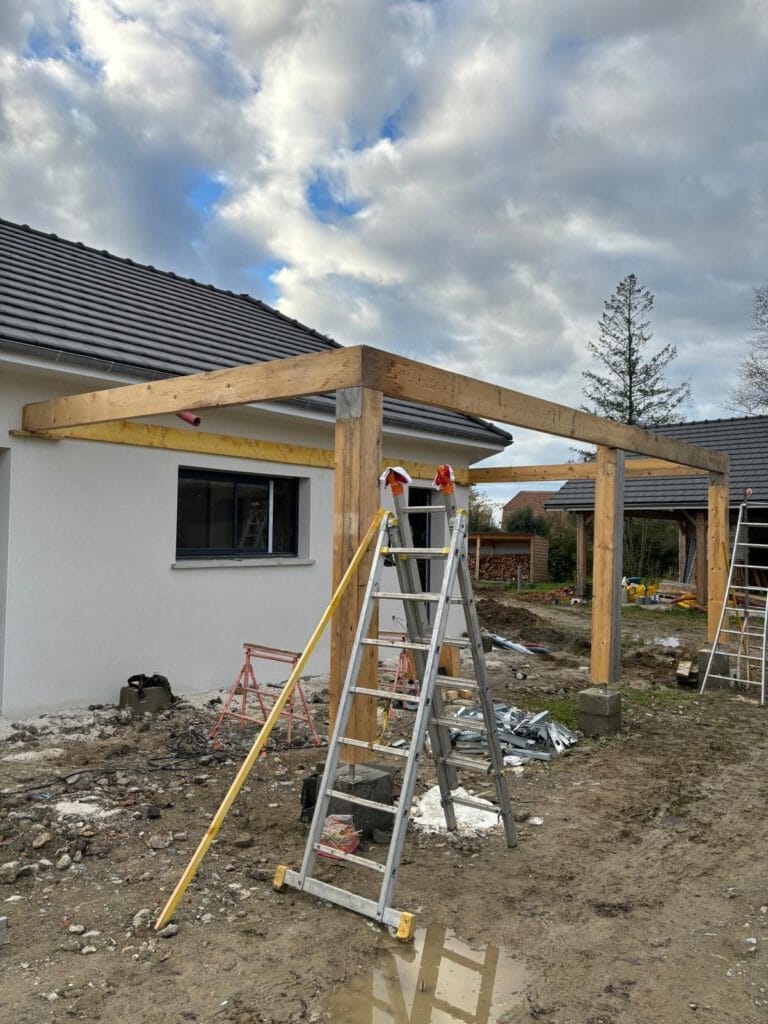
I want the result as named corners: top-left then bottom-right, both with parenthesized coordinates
top-left (0, 219), bottom-right (510, 717)
top-left (502, 490), bottom-right (560, 523)
top-left (546, 416), bottom-right (768, 596)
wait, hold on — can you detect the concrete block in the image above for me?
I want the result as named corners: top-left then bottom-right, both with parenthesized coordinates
top-left (698, 647), bottom-right (732, 689)
top-left (578, 687), bottom-right (622, 737)
top-left (118, 685), bottom-right (172, 716)
top-left (328, 764), bottom-right (393, 839)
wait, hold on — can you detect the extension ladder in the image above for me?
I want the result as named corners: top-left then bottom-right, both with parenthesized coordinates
top-left (701, 500), bottom-right (768, 705)
top-left (275, 466), bottom-right (515, 939)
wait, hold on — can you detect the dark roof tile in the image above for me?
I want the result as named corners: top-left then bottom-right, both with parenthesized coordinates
top-left (0, 218), bottom-right (510, 447)
top-left (546, 417), bottom-right (768, 511)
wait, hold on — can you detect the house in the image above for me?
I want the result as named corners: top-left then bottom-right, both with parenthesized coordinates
top-left (0, 219), bottom-right (511, 717)
top-left (502, 490), bottom-right (558, 523)
top-left (546, 416), bottom-right (768, 598)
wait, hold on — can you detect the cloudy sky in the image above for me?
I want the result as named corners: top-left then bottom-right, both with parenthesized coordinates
top-left (2, 1), bottom-right (766, 507)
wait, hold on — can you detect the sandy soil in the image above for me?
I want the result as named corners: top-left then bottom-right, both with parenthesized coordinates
top-left (1, 595), bottom-right (767, 1024)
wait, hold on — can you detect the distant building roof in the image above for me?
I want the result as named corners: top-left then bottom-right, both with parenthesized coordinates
top-left (546, 416), bottom-right (768, 512)
top-left (0, 219), bottom-right (510, 447)
top-left (503, 490), bottom-right (559, 517)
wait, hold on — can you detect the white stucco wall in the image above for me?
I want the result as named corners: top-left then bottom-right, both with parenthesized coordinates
top-left (0, 357), bottom-right (501, 717)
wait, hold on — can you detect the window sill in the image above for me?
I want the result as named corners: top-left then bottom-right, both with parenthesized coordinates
top-left (171, 557), bottom-right (315, 570)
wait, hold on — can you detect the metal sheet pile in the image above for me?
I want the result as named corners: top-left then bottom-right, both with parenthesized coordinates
top-left (449, 703), bottom-right (579, 761)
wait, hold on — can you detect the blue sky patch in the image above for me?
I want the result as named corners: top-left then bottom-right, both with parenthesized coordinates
top-left (245, 260), bottom-right (284, 306)
top-left (307, 171), bottom-right (364, 223)
top-left (187, 174), bottom-right (226, 216)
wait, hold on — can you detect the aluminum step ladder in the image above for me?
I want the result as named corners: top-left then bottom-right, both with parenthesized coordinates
top-left (701, 500), bottom-right (768, 705)
top-left (275, 466), bottom-right (515, 940)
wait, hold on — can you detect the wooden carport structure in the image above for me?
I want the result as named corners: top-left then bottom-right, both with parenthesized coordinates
top-left (21, 344), bottom-right (729, 755)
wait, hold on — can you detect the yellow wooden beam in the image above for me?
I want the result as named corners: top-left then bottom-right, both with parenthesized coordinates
top-left (468, 459), bottom-right (709, 483)
top-left (10, 421), bottom-right (469, 484)
top-left (362, 348), bottom-right (728, 473)
top-left (22, 347), bottom-right (363, 432)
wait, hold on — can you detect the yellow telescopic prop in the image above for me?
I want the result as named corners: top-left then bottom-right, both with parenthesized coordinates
top-left (154, 508), bottom-right (388, 930)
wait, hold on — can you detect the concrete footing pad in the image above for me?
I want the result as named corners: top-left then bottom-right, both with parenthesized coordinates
top-left (578, 687), bottom-right (622, 737)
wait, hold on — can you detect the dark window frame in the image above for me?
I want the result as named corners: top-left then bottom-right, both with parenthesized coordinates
top-left (176, 467), bottom-right (299, 560)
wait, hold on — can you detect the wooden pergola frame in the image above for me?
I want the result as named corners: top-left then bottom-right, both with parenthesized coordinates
top-left (21, 345), bottom-right (729, 755)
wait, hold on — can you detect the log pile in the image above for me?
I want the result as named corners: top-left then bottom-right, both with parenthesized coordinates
top-left (468, 553), bottom-right (531, 582)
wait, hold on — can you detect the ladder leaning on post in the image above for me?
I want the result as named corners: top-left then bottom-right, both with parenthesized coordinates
top-left (701, 495), bottom-right (768, 706)
top-left (275, 464), bottom-right (515, 940)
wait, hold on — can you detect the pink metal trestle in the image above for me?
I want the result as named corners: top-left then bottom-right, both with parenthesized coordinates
top-left (210, 643), bottom-right (321, 746)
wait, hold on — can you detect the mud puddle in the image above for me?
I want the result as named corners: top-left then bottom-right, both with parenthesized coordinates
top-left (325, 921), bottom-right (528, 1022)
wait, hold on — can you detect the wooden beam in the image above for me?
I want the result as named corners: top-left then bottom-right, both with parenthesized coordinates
top-left (590, 447), bottom-right (625, 684)
top-left (707, 472), bottom-right (730, 642)
top-left (364, 349), bottom-right (727, 472)
top-left (22, 347), bottom-right (363, 432)
top-left (331, 388), bottom-right (383, 763)
top-left (9, 421), bottom-right (468, 483)
top-left (468, 459), bottom-right (710, 484)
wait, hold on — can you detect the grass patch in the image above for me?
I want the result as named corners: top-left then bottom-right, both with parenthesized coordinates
top-left (521, 693), bottom-right (579, 730)
top-left (621, 604), bottom-right (706, 623)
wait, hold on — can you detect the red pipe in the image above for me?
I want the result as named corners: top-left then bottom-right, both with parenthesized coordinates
top-left (175, 410), bottom-right (201, 427)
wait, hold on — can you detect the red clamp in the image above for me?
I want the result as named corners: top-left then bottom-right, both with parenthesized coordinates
top-left (433, 464), bottom-right (455, 495)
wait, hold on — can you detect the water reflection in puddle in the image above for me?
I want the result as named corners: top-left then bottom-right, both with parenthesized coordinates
top-left (326, 922), bottom-right (528, 1023)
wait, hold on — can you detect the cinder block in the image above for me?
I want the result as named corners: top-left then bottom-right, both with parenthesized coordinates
top-left (578, 687), bottom-right (622, 737)
top-left (328, 764), bottom-right (393, 839)
top-left (698, 647), bottom-right (732, 689)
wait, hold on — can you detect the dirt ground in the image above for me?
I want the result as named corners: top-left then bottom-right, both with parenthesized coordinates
top-left (1, 594), bottom-right (767, 1024)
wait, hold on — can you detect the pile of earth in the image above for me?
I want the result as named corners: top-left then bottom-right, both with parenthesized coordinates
top-left (476, 597), bottom-right (569, 649)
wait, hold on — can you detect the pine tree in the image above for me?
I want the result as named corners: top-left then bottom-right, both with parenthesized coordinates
top-left (729, 285), bottom-right (768, 413)
top-left (582, 274), bottom-right (691, 426)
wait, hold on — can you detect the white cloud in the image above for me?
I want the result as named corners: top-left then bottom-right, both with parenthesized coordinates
top-left (1, 0), bottom-right (767, 477)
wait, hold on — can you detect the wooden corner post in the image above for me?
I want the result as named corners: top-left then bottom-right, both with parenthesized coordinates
top-left (590, 447), bottom-right (625, 685)
top-left (331, 387), bottom-right (383, 762)
top-left (707, 471), bottom-right (729, 643)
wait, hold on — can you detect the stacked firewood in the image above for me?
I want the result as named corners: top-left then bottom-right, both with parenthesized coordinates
top-left (468, 553), bottom-right (531, 582)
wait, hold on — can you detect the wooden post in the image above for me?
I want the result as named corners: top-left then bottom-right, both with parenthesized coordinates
top-left (575, 512), bottom-right (587, 598)
top-left (695, 511), bottom-right (707, 606)
top-left (678, 515), bottom-right (689, 583)
top-left (331, 387), bottom-right (383, 762)
top-left (707, 471), bottom-right (730, 642)
top-left (590, 447), bottom-right (625, 684)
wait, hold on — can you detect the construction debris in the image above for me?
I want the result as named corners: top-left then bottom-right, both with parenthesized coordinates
top-left (449, 704), bottom-right (579, 761)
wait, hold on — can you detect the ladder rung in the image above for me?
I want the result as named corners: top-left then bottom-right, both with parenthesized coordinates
top-left (363, 638), bottom-right (431, 651)
top-left (450, 794), bottom-right (501, 814)
top-left (730, 562), bottom-right (768, 570)
top-left (382, 547), bottom-right (449, 557)
top-left (278, 872), bottom-right (404, 929)
top-left (721, 628), bottom-right (766, 637)
top-left (727, 585), bottom-right (768, 594)
top-left (339, 737), bottom-right (410, 758)
top-left (313, 844), bottom-right (386, 872)
top-left (444, 754), bottom-right (492, 773)
top-left (350, 685), bottom-right (403, 698)
top-left (435, 676), bottom-right (479, 690)
top-left (327, 789), bottom-right (398, 814)
top-left (443, 637), bottom-right (471, 648)
top-left (399, 505), bottom-right (447, 513)
top-left (432, 715), bottom-right (487, 731)
top-left (374, 591), bottom-right (461, 603)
